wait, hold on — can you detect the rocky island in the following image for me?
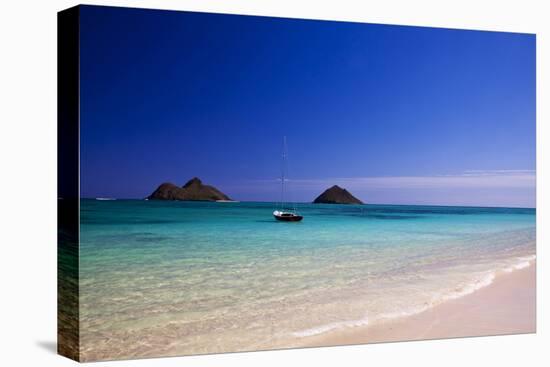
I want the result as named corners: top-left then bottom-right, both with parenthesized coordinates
top-left (148, 177), bottom-right (232, 201)
top-left (313, 185), bottom-right (364, 204)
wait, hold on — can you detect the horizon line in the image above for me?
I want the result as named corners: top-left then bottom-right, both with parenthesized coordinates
top-left (78, 197), bottom-right (536, 210)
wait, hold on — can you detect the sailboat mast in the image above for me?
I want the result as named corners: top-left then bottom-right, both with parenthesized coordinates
top-left (280, 136), bottom-right (286, 210)
top-left (272, 136), bottom-right (302, 221)
top-left (273, 136), bottom-right (304, 222)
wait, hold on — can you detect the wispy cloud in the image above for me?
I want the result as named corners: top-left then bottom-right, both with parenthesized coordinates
top-left (222, 170), bottom-right (535, 207)
top-left (253, 170), bottom-right (536, 190)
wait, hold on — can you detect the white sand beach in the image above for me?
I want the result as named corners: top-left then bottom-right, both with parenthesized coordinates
top-left (299, 262), bottom-right (536, 348)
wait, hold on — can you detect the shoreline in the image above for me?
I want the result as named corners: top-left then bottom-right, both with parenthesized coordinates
top-left (296, 262), bottom-right (536, 348)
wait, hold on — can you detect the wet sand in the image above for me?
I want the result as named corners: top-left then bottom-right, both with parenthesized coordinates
top-left (299, 263), bottom-right (536, 347)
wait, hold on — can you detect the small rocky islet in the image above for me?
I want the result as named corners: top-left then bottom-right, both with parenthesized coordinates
top-left (312, 185), bottom-right (364, 204)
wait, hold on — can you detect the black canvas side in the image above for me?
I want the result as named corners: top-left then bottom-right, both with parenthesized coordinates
top-left (57, 5), bottom-right (80, 362)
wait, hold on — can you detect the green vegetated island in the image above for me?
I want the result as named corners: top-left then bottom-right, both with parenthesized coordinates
top-left (148, 177), bottom-right (363, 204)
top-left (148, 177), bottom-right (232, 201)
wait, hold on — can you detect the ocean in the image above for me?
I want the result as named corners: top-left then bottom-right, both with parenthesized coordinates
top-left (78, 199), bottom-right (536, 360)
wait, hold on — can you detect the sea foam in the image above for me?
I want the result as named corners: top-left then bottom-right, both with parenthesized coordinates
top-left (292, 317), bottom-right (370, 337)
top-left (503, 254), bottom-right (536, 273)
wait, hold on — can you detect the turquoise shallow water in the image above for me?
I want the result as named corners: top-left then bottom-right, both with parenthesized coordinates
top-left (79, 199), bottom-right (536, 359)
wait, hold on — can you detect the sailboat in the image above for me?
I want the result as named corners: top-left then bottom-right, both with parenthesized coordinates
top-left (273, 136), bottom-right (303, 222)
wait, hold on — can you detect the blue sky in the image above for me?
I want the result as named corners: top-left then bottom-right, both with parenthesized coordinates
top-left (79, 6), bottom-right (536, 207)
